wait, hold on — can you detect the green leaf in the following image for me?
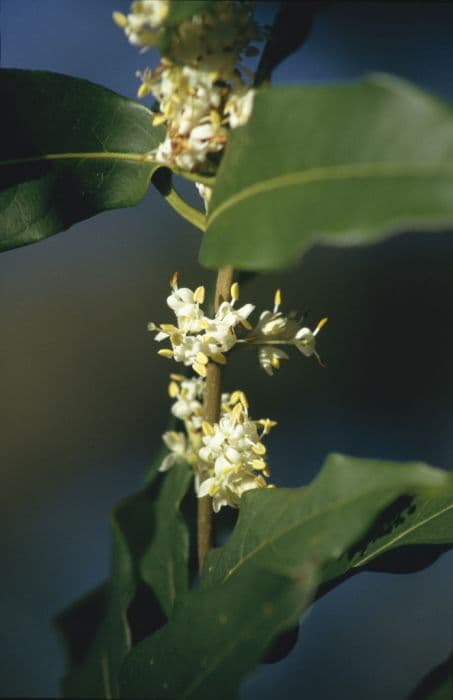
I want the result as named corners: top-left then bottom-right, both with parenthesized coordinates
top-left (202, 454), bottom-right (453, 589)
top-left (55, 583), bottom-right (108, 670)
top-left (120, 455), bottom-right (452, 700)
top-left (407, 653), bottom-right (453, 700)
top-left (254, 2), bottom-right (322, 86)
top-left (0, 69), bottom-right (163, 252)
top-left (323, 489), bottom-right (453, 585)
top-left (58, 490), bottom-right (155, 699)
top-left (200, 76), bottom-right (453, 270)
top-left (141, 463), bottom-right (193, 617)
top-left (120, 562), bottom-right (319, 700)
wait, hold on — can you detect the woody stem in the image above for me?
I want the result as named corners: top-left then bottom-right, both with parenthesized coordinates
top-left (197, 264), bottom-right (235, 573)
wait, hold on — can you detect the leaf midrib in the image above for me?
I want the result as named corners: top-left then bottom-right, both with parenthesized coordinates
top-left (352, 500), bottom-right (453, 567)
top-left (213, 483), bottom-right (450, 585)
top-left (208, 162), bottom-right (453, 228)
top-left (0, 152), bottom-right (155, 167)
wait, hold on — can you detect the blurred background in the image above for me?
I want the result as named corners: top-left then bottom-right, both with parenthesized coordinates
top-left (1, 1), bottom-right (452, 697)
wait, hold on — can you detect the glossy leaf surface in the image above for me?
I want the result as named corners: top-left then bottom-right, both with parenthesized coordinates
top-left (0, 69), bottom-right (162, 252)
top-left (202, 454), bottom-right (453, 588)
top-left (120, 562), bottom-right (318, 700)
top-left (201, 76), bottom-right (453, 270)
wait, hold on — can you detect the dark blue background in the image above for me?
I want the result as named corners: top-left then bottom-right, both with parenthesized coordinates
top-left (0, 2), bottom-right (452, 697)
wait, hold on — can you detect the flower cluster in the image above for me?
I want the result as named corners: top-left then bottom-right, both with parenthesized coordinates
top-left (114, 1), bottom-right (262, 172)
top-left (250, 289), bottom-right (329, 375)
top-left (148, 273), bottom-right (254, 377)
top-left (160, 377), bottom-right (275, 512)
top-left (149, 275), bottom-right (327, 376)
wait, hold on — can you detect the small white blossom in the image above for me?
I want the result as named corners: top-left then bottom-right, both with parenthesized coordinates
top-left (113, 0), bottom-right (169, 47)
top-left (115, 2), bottom-right (262, 172)
top-left (197, 391), bottom-right (274, 512)
top-left (247, 289), bottom-right (328, 373)
top-left (225, 90), bottom-right (255, 129)
top-left (148, 275), bottom-right (254, 375)
top-left (160, 379), bottom-right (275, 512)
top-left (159, 430), bottom-right (189, 471)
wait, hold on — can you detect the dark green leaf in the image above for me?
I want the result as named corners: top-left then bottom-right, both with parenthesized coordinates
top-left (323, 489), bottom-right (453, 585)
top-left (55, 583), bottom-right (108, 669)
top-left (141, 463), bottom-right (193, 617)
top-left (201, 77), bottom-right (453, 270)
top-left (254, 2), bottom-right (325, 86)
top-left (120, 562), bottom-right (318, 700)
top-left (59, 490), bottom-right (156, 699)
top-left (407, 653), bottom-right (453, 700)
top-left (202, 454), bottom-right (453, 589)
top-left (0, 69), bottom-right (163, 252)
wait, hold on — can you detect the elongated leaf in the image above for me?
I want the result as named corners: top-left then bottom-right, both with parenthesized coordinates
top-left (202, 454), bottom-right (453, 588)
top-left (323, 490), bottom-right (453, 585)
top-left (0, 69), bottom-right (162, 252)
top-left (254, 2), bottom-right (323, 86)
top-left (55, 583), bottom-right (108, 669)
top-left (141, 463), bottom-right (193, 617)
top-left (58, 490), bottom-right (156, 699)
top-left (120, 455), bottom-right (452, 699)
top-left (201, 76), bottom-right (453, 270)
top-left (120, 562), bottom-right (318, 700)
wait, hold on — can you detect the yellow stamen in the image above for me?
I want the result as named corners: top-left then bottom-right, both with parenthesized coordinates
top-left (195, 351), bottom-right (209, 365)
top-left (158, 349), bottom-right (173, 358)
top-left (170, 373), bottom-right (185, 381)
top-left (211, 352), bottom-right (227, 365)
top-left (230, 282), bottom-right (240, 302)
top-left (202, 421), bottom-right (214, 436)
top-left (160, 323), bottom-right (178, 334)
top-left (193, 286), bottom-right (205, 304)
top-left (252, 458), bottom-right (266, 471)
top-left (152, 112), bottom-right (166, 125)
top-left (170, 271), bottom-right (179, 289)
top-left (315, 317), bottom-right (328, 333)
top-left (112, 11), bottom-right (127, 27)
top-left (230, 390), bottom-right (248, 409)
top-left (258, 418), bottom-right (277, 434)
top-left (240, 318), bottom-right (252, 330)
top-left (231, 402), bottom-right (244, 423)
top-left (210, 109), bottom-right (221, 128)
top-left (252, 442), bottom-right (266, 456)
top-left (168, 381), bottom-right (179, 398)
top-left (271, 356), bottom-right (280, 369)
top-left (193, 362), bottom-right (207, 377)
top-left (274, 288), bottom-right (282, 309)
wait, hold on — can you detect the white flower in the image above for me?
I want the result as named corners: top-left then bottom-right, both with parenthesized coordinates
top-left (113, 0), bottom-right (169, 48)
top-left (148, 276), bottom-right (255, 375)
top-left (159, 430), bottom-right (189, 472)
top-left (196, 392), bottom-right (274, 512)
top-left (247, 289), bottom-right (328, 373)
top-left (258, 346), bottom-right (290, 376)
top-left (225, 89), bottom-right (255, 128)
top-left (195, 182), bottom-right (212, 212)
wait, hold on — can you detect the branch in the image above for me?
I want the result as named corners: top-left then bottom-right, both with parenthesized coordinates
top-left (197, 265), bottom-right (235, 573)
